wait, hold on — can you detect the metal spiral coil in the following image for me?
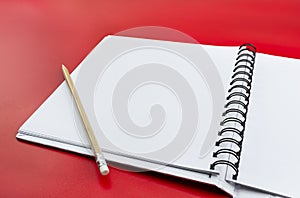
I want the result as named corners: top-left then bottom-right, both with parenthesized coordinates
top-left (210, 43), bottom-right (256, 180)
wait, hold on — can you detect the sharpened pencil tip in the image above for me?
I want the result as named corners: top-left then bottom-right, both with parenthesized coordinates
top-left (62, 64), bottom-right (70, 75)
top-left (61, 64), bottom-right (70, 81)
top-left (62, 64), bottom-right (66, 71)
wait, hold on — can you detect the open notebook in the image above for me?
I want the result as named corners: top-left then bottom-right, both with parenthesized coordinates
top-left (17, 36), bottom-right (300, 198)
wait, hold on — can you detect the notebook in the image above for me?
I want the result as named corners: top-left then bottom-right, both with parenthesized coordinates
top-left (16, 35), bottom-right (300, 198)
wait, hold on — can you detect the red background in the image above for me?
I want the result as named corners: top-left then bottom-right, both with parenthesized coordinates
top-left (1, 0), bottom-right (300, 197)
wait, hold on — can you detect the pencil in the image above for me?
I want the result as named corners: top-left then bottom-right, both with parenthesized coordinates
top-left (62, 64), bottom-right (109, 176)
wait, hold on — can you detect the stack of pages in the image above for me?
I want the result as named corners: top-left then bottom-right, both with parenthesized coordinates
top-left (17, 35), bottom-right (300, 198)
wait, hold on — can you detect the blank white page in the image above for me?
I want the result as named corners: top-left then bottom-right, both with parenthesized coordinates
top-left (17, 36), bottom-right (237, 178)
top-left (236, 53), bottom-right (300, 197)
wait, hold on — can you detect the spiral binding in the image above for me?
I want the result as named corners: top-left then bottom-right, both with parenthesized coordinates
top-left (210, 43), bottom-right (256, 180)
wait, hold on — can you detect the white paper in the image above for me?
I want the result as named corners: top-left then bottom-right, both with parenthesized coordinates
top-left (236, 53), bottom-right (300, 198)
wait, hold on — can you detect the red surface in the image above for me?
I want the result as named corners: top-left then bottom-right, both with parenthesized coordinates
top-left (1, 1), bottom-right (300, 197)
